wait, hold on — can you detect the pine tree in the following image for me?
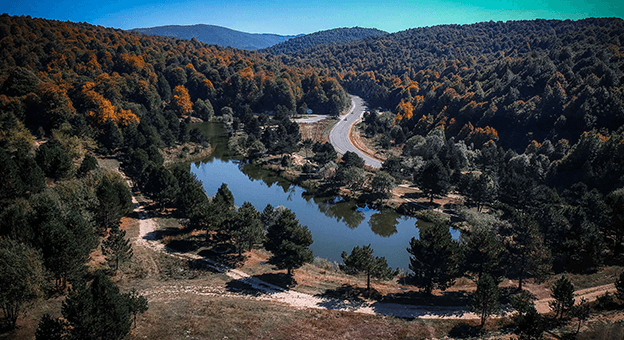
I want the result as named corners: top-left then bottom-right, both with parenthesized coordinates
top-left (0, 237), bottom-right (44, 330)
top-left (615, 271), bottom-right (624, 301)
top-left (102, 224), bottom-right (133, 271)
top-left (77, 154), bottom-right (98, 177)
top-left (231, 202), bottom-right (265, 255)
top-left (341, 244), bottom-right (398, 294)
top-left (62, 272), bottom-right (136, 340)
top-left (416, 157), bottom-right (450, 203)
top-left (35, 313), bottom-right (68, 340)
top-left (264, 209), bottom-right (314, 276)
top-left (407, 222), bottom-right (461, 294)
top-left (469, 273), bottom-right (500, 328)
top-left (128, 288), bottom-right (148, 329)
top-left (511, 291), bottom-right (544, 340)
top-left (549, 275), bottom-right (575, 320)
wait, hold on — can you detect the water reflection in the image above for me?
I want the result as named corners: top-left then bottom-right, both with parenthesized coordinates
top-left (315, 199), bottom-right (366, 230)
top-left (368, 212), bottom-right (400, 237)
top-left (190, 121), bottom-right (428, 269)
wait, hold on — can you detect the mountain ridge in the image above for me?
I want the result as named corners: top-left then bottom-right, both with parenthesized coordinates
top-left (132, 24), bottom-right (299, 50)
top-left (260, 27), bottom-right (388, 54)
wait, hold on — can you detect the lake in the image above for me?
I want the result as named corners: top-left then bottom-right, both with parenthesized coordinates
top-left (190, 122), bottom-right (459, 270)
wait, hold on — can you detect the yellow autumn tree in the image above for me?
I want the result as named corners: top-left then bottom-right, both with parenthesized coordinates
top-left (172, 85), bottom-right (193, 116)
top-left (81, 82), bottom-right (139, 127)
top-left (395, 100), bottom-right (414, 121)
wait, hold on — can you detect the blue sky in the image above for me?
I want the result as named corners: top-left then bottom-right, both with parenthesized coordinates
top-left (4, 0), bottom-right (622, 34)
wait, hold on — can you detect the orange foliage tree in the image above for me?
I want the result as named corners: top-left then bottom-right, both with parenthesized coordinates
top-left (172, 85), bottom-right (193, 116)
top-left (81, 82), bottom-right (138, 127)
top-left (395, 100), bottom-right (414, 121)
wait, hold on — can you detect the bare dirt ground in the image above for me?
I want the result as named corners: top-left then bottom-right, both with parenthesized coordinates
top-left (128, 191), bottom-right (618, 322)
top-left (130, 195), bottom-right (486, 320)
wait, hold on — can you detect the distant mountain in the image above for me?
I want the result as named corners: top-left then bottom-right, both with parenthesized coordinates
top-left (261, 27), bottom-right (388, 55)
top-left (132, 24), bottom-right (298, 50)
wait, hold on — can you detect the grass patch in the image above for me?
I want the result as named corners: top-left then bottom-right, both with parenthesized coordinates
top-left (547, 266), bottom-right (624, 290)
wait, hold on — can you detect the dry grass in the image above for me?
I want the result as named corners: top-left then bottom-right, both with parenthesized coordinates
top-left (298, 118), bottom-right (338, 144)
top-left (127, 290), bottom-right (465, 340)
top-left (546, 266), bottom-right (624, 290)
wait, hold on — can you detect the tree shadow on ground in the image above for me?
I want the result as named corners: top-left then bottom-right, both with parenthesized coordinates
top-left (197, 248), bottom-right (246, 268)
top-left (379, 288), bottom-right (472, 307)
top-left (225, 273), bottom-right (295, 296)
top-left (314, 284), bottom-right (376, 310)
top-left (447, 322), bottom-right (482, 338)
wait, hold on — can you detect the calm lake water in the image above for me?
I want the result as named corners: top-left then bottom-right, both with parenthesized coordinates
top-left (190, 122), bottom-right (459, 270)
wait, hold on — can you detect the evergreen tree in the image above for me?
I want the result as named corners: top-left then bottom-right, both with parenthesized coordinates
top-left (416, 157), bottom-right (450, 203)
top-left (62, 272), bottom-right (138, 340)
top-left (174, 169), bottom-right (210, 227)
top-left (549, 275), bottom-right (575, 320)
top-left (572, 298), bottom-right (590, 336)
top-left (469, 273), bottom-right (500, 328)
top-left (145, 166), bottom-right (179, 209)
top-left (231, 202), bottom-right (265, 255)
top-left (208, 183), bottom-right (236, 232)
top-left (499, 218), bottom-right (552, 290)
top-left (261, 203), bottom-right (277, 229)
top-left (14, 149), bottom-right (46, 195)
top-left (101, 223), bottom-right (133, 271)
top-left (35, 314), bottom-right (68, 340)
top-left (35, 142), bottom-right (73, 179)
top-left (0, 148), bottom-right (24, 201)
top-left (77, 154), bottom-right (99, 178)
top-left (95, 175), bottom-right (133, 232)
top-left (341, 244), bottom-right (398, 294)
top-left (0, 237), bottom-right (44, 330)
top-left (615, 271), bottom-right (624, 301)
top-left (605, 188), bottom-right (624, 255)
top-left (407, 222), bottom-right (461, 294)
top-left (370, 171), bottom-right (396, 197)
top-left (341, 151), bottom-right (365, 168)
top-left (128, 288), bottom-right (148, 329)
top-left (462, 224), bottom-right (505, 279)
top-left (511, 291), bottom-right (544, 340)
top-left (264, 209), bottom-right (314, 276)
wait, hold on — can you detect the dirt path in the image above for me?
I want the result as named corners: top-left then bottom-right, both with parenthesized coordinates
top-left (130, 194), bottom-right (487, 319)
top-left (128, 183), bottom-right (616, 320)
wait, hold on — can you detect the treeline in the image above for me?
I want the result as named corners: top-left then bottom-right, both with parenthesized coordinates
top-left (261, 27), bottom-right (387, 55)
top-left (275, 18), bottom-right (624, 154)
top-left (0, 14), bottom-right (350, 162)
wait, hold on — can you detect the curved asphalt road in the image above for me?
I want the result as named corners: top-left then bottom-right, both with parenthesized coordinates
top-left (329, 95), bottom-right (383, 168)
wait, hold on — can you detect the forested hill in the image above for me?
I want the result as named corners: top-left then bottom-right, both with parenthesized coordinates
top-left (132, 24), bottom-right (297, 50)
top-left (279, 18), bottom-right (624, 152)
top-left (260, 27), bottom-right (387, 55)
top-left (0, 14), bottom-right (350, 295)
top-left (0, 14), bottom-right (350, 163)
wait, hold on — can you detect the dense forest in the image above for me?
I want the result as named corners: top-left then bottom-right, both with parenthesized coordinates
top-left (2, 13), bottom-right (624, 338)
top-left (132, 24), bottom-right (297, 50)
top-left (265, 18), bottom-right (624, 277)
top-left (261, 27), bottom-right (387, 55)
top-left (0, 14), bottom-right (350, 335)
top-left (278, 18), bottom-right (624, 150)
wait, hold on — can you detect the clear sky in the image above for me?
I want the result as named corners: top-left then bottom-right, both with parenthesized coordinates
top-left (4, 0), bottom-right (623, 35)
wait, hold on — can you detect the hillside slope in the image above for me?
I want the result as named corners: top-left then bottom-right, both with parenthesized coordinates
top-left (261, 27), bottom-right (387, 55)
top-left (279, 18), bottom-right (624, 152)
top-left (132, 24), bottom-right (297, 50)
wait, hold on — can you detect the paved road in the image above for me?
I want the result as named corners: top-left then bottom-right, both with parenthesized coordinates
top-left (329, 95), bottom-right (382, 168)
